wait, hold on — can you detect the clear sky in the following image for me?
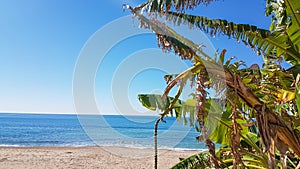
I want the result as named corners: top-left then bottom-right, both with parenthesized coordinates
top-left (0, 0), bottom-right (271, 115)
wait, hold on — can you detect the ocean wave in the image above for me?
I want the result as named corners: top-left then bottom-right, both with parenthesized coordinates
top-left (0, 143), bottom-right (207, 151)
top-left (95, 143), bottom-right (206, 151)
top-left (0, 144), bottom-right (24, 147)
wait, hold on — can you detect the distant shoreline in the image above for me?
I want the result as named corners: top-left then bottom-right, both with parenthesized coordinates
top-left (0, 146), bottom-right (200, 169)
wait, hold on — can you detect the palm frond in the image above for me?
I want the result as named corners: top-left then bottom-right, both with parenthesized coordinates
top-left (265, 0), bottom-right (300, 64)
top-left (285, 0), bottom-right (300, 54)
top-left (137, 0), bottom-right (217, 13)
top-left (129, 1), bottom-right (300, 64)
top-left (164, 11), bottom-right (300, 64)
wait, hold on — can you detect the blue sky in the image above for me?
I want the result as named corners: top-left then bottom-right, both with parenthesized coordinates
top-left (0, 0), bottom-right (271, 115)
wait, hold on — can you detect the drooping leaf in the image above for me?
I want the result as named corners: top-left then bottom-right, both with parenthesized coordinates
top-left (138, 94), bottom-right (197, 124)
top-left (163, 11), bottom-right (300, 64)
top-left (138, 94), bottom-right (173, 111)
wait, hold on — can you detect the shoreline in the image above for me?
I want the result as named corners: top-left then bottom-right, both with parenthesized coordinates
top-left (0, 145), bottom-right (206, 151)
top-left (0, 146), bottom-right (200, 169)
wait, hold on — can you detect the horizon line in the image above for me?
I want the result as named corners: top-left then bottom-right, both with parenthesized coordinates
top-left (0, 111), bottom-right (160, 117)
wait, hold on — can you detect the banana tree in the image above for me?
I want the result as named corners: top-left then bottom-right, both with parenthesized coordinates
top-left (124, 0), bottom-right (300, 168)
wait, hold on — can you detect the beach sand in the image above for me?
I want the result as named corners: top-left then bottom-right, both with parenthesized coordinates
top-left (0, 146), bottom-right (199, 169)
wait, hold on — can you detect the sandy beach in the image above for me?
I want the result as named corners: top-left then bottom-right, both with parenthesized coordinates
top-left (0, 146), bottom-right (199, 169)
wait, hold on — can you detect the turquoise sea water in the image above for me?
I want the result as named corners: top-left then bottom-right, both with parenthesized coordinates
top-left (0, 113), bottom-right (206, 150)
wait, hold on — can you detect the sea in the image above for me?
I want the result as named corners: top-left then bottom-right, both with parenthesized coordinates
top-left (0, 113), bottom-right (206, 150)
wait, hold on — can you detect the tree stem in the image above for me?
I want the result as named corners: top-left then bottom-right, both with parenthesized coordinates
top-left (154, 117), bottom-right (161, 169)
